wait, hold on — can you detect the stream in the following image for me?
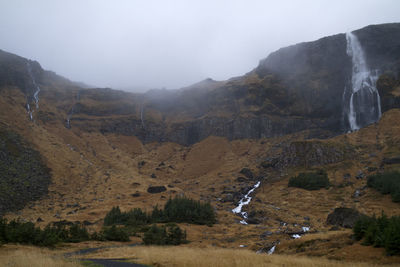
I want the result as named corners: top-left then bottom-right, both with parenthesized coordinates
top-left (232, 181), bottom-right (261, 224)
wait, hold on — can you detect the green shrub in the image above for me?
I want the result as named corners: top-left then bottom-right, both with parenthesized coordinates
top-left (162, 196), bottom-right (216, 225)
top-left (104, 196), bottom-right (216, 227)
top-left (367, 172), bottom-right (400, 202)
top-left (288, 170), bottom-right (330, 190)
top-left (142, 224), bottom-right (186, 245)
top-left (101, 225), bottom-right (130, 242)
top-left (353, 212), bottom-right (400, 255)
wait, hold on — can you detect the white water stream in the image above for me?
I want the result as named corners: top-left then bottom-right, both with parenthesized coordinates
top-left (232, 181), bottom-right (260, 225)
top-left (26, 62), bottom-right (41, 120)
top-left (345, 32), bottom-right (381, 131)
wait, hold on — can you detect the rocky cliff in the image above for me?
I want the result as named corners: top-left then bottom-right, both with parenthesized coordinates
top-left (1, 24), bottom-right (400, 146)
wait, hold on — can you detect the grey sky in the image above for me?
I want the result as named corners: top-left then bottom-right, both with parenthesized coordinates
top-left (1, 0), bottom-right (399, 91)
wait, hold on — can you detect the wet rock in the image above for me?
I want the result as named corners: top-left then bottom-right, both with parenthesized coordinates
top-left (355, 171), bottom-right (365, 179)
top-left (147, 186), bottom-right (167, 194)
top-left (326, 207), bottom-right (365, 228)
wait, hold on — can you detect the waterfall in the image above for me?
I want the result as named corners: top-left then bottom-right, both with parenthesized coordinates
top-left (25, 62), bottom-right (41, 121)
top-left (345, 32), bottom-right (381, 131)
top-left (232, 181), bottom-right (261, 225)
top-left (66, 90), bottom-right (81, 129)
top-left (27, 62), bottom-right (41, 109)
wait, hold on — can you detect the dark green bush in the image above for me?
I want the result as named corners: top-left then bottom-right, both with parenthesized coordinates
top-left (367, 172), bottom-right (400, 202)
top-left (288, 170), bottom-right (330, 190)
top-left (0, 128), bottom-right (51, 215)
top-left (353, 212), bottom-right (400, 255)
top-left (0, 219), bottom-right (93, 246)
top-left (162, 196), bottom-right (216, 225)
top-left (142, 224), bottom-right (186, 245)
top-left (104, 196), bottom-right (216, 227)
top-left (101, 225), bottom-right (130, 242)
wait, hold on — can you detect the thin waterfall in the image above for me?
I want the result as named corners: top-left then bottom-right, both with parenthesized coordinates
top-left (26, 61), bottom-right (41, 121)
top-left (345, 32), bottom-right (381, 131)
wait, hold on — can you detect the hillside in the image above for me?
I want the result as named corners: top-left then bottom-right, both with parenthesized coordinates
top-left (0, 23), bottom-right (400, 264)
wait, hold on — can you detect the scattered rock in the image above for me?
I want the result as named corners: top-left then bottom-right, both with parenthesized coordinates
top-left (326, 207), bottom-right (365, 228)
top-left (239, 168), bottom-right (254, 179)
top-left (150, 173), bottom-right (157, 178)
top-left (355, 171), bottom-right (365, 179)
top-left (36, 217), bottom-right (43, 222)
top-left (343, 173), bottom-right (351, 180)
top-left (382, 156), bottom-right (400, 165)
top-left (131, 192), bottom-right (140, 197)
top-left (138, 161), bottom-right (146, 168)
top-left (147, 186), bottom-right (167, 194)
top-left (236, 177), bottom-right (247, 183)
top-left (260, 231), bottom-right (273, 238)
top-left (221, 193), bottom-right (234, 203)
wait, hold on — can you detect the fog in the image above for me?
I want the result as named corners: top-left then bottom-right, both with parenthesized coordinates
top-left (1, 0), bottom-right (399, 91)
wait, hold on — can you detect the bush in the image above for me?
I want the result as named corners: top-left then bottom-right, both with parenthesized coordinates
top-left (104, 196), bottom-right (216, 227)
top-left (101, 225), bottom-right (130, 242)
top-left (353, 212), bottom-right (400, 255)
top-left (288, 170), bottom-right (330, 190)
top-left (0, 219), bottom-right (92, 246)
top-left (162, 196), bottom-right (216, 225)
top-left (142, 224), bottom-right (186, 245)
top-left (367, 172), bottom-right (400, 202)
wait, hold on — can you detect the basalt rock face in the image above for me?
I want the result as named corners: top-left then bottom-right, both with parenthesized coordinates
top-left (261, 140), bottom-right (355, 170)
top-left (0, 49), bottom-right (44, 96)
top-left (2, 24), bottom-right (400, 146)
top-left (256, 23), bottom-right (400, 133)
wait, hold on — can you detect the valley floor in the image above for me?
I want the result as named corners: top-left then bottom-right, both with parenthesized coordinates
top-left (1, 243), bottom-right (398, 267)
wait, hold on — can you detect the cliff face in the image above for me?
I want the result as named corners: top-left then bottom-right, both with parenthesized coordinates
top-left (1, 24), bottom-right (400, 146)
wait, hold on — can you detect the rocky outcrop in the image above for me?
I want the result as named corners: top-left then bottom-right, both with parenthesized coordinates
top-left (326, 207), bottom-right (365, 228)
top-left (262, 140), bottom-right (355, 170)
top-left (147, 186), bottom-right (167, 194)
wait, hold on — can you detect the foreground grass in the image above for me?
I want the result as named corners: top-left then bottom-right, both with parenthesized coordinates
top-left (0, 249), bottom-right (81, 267)
top-left (79, 246), bottom-right (383, 267)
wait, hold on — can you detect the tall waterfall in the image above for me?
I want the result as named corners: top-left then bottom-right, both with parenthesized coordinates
top-left (26, 62), bottom-right (41, 121)
top-left (345, 32), bottom-right (381, 131)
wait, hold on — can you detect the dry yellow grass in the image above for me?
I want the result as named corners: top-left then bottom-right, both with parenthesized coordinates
top-left (0, 248), bottom-right (80, 267)
top-left (78, 246), bottom-right (387, 267)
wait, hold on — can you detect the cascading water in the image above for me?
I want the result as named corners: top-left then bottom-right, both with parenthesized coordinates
top-left (66, 90), bottom-right (81, 129)
top-left (232, 181), bottom-right (261, 225)
top-left (345, 32), bottom-right (381, 131)
top-left (26, 62), bottom-right (41, 121)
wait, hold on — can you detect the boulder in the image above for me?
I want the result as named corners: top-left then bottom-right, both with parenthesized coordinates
top-left (326, 207), bottom-right (365, 228)
top-left (147, 186), bottom-right (167, 194)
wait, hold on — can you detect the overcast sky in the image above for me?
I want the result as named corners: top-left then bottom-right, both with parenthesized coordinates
top-left (1, 0), bottom-right (399, 91)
